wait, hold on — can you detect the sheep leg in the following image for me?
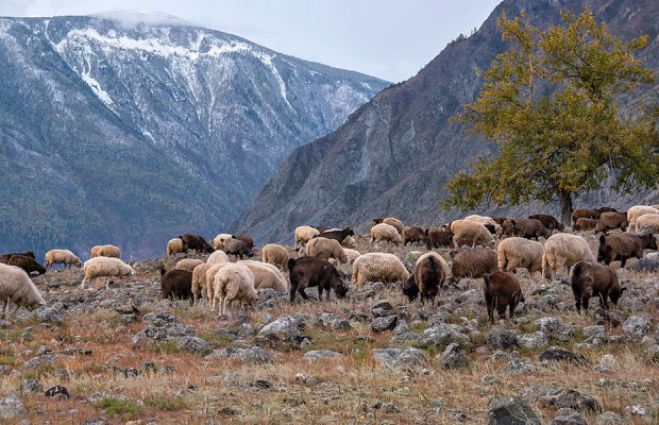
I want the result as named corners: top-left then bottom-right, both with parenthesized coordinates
top-left (1, 299), bottom-right (8, 319)
top-left (496, 304), bottom-right (507, 320)
top-left (486, 295), bottom-right (494, 324)
top-left (298, 287), bottom-right (309, 300)
top-left (582, 296), bottom-right (590, 312)
top-left (317, 286), bottom-right (323, 302)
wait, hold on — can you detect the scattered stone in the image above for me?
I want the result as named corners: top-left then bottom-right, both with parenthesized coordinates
top-left (487, 395), bottom-right (541, 425)
top-left (0, 395), bottom-right (27, 419)
top-left (44, 385), bottom-right (70, 400)
top-left (518, 331), bottom-right (548, 350)
top-left (219, 406), bottom-right (242, 416)
top-left (630, 257), bottom-right (659, 272)
top-left (622, 315), bottom-right (652, 339)
top-left (372, 400), bottom-right (399, 413)
top-left (34, 307), bottom-right (64, 323)
top-left (539, 347), bottom-right (587, 364)
top-left (593, 354), bottom-right (618, 373)
top-left (373, 347), bottom-right (427, 371)
top-left (596, 411), bottom-right (623, 425)
top-left (21, 379), bottom-right (42, 394)
top-left (435, 343), bottom-right (469, 369)
top-left (22, 354), bottom-right (56, 370)
top-left (535, 317), bottom-right (564, 336)
top-left (486, 330), bottom-right (518, 350)
top-left (624, 405), bottom-right (650, 419)
top-left (501, 355), bottom-right (537, 375)
top-left (371, 315), bottom-right (398, 332)
top-left (84, 420), bottom-right (109, 425)
top-left (122, 368), bottom-right (139, 378)
top-left (175, 336), bottom-right (211, 355)
top-left (555, 389), bottom-right (602, 412)
top-left (550, 407), bottom-right (587, 425)
top-left (257, 316), bottom-right (305, 340)
top-left (206, 346), bottom-right (272, 364)
top-left (303, 350), bottom-right (344, 360)
top-left (418, 323), bottom-right (470, 349)
top-left (295, 373), bottom-right (319, 385)
top-left (371, 300), bottom-right (394, 317)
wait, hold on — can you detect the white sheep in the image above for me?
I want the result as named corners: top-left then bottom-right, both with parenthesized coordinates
top-left (261, 243), bottom-right (290, 271)
top-left (81, 257), bottom-right (136, 288)
top-left (239, 260), bottom-right (288, 292)
top-left (167, 238), bottom-right (184, 256)
top-left (44, 249), bottom-right (82, 269)
top-left (213, 263), bottom-right (257, 317)
top-left (450, 219), bottom-right (495, 248)
top-left (636, 213), bottom-right (659, 234)
top-left (352, 252), bottom-right (409, 287)
top-left (90, 245), bottom-right (103, 258)
top-left (205, 263), bottom-right (230, 302)
top-left (370, 223), bottom-right (403, 248)
top-left (376, 217), bottom-right (404, 235)
top-left (305, 237), bottom-right (347, 263)
top-left (496, 237), bottom-right (543, 274)
top-left (0, 264), bottom-right (47, 319)
top-left (342, 235), bottom-right (356, 248)
top-left (343, 248), bottom-right (361, 264)
top-left (97, 244), bottom-right (121, 258)
top-left (627, 205), bottom-right (659, 233)
top-left (206, 250), bottom-right (229, 265)
top-left (294, 226), bottom-right (320, 248)
top-left (465, 214), bottom-right (501, 236)
top-left (541, 233), bottom-right (595, 281)
top-left (191, 263), bottom-right (212, 305)
top-left (212, 233), bottom-right (234, 250)
top-left (175, 258), bottom-right (204, 272)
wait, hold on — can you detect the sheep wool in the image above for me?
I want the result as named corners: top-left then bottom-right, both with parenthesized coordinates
top-left (174, 258), bottom-right (204, 272)
top-left (352, 253), bottom-right (409, 287)
top-left (206, 250), bottom-right (229, 265)
top-left (305, 237), bottom-right (347, 263)
top-left (294, 226), bottom-right (320, 248)
top-left (497, 237), bottom-right (544, 273)
top-left (213, 263), bottom-right (257, 317)
top-left (261, 244), bottom-right (290, 271)
top-left (191, 263), bottom-right (213, 305)
top-left (82, 257), bottom-right (136, 288)
top-left (627, 206), bottom-right (659, 233)
top-left (0, 264), bottom-right (47, 319)
top-left (542, 233), bottom-right (595, 280)
top-left (370, 223), bottom-right (403, 247)
top-left (167, 238), bottom-right (184, 256)
top-left (212, 233), bottom-right (234, 250)
top-left (636, 213), bottom-right (659, 235)
top-left (45, 249), bottom-right (82, 269)
top-left (239, 260), bottom-right (288, 292)
top-left (450, 219), bottom-right (494, 248)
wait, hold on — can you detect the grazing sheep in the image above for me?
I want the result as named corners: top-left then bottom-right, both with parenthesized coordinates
top-left (160, 268), bottom-right (193, 302)
top-left (98, 244), bottom-right (121, 258)
top-left (7, 255), bottom-right (46, 276)
top-left (410, 252), bottom-right (450, 306)
top-left (305, 237), bottom-right (347, 263)
top-left (482, 272), bottom-right (524, 324)
top-left (261, 244), bottom-right (290, 271)
top-left (295, 226), bottom-right (320, 248)
top-left (81, 257), bottom-right (136, 288)
top-left (626, 206), bottom-right (659, 233)
top-left (351, 253), bottom-right (409, 287)
top-left (541, 233), bottom-right (595, 281)
top-left (288, 257), bottom-right (348, 302)
top-left (234, 234), bottom-right (254, 250)
top-left (595, 212), bottom-right (628, 234)
top-left (239, 260), bottom-right (288, 292)
top-left (212, 263), bottom-right (256, 317)
top-left (598, 233), bottom-right (657, 267)
top-left (425, 228), bottom-right (453, 249)
top-left (0, 264), bottom-right (47, 319)
top-left (343, 248), bottom-right (361, 264)
top-left (212, 233), bottom-right (233, 250)
top-left (315, 226), bottom-right (329, 233)
top-left (206, 250), bottom-right (229, 265)
top-left (167, 238), bottom-right (184, 256)
top-left (373, 217), bottom-right (404, 235)
top-left (450, 219), bottom-right (495, 248)
top-left (222, 238), bottom-right (253, 259)
top-left (502, 218), bottom-right (548, 240)
top-left (574, 218), bottom-right (599, 231)
top-left (45, 249), bottom-right (82, 269)
top-left (205, 263), bottom-right (230, 303)
top-left (570, 261), bottom-right (624, 313)
top-left (572, 209), bottom-right (601, 226)
top-left (496, 237), bottom-right (543, 274)
top-left (191, 263), bottom-right (213, 305)
top-left (402, 275), bottom-right (420, 302)
top-left (465, 215), bottom-right (502, 235)
top-left (319, 227), bottom-right (355, 244)
top-left (342, 235), bottom-right (356, 248)
top-left (449, 248), bottom-right (498, 284)
top-left (90, 245), bottom-right (103, 258)
top-left (0, 252), bottom-right (35, 263)
top-left (403, 226), bottom-right (426, 245)
top-left (370, 223), bottom-right (404, 248)
top-left (636, 213), bottom-right (659, 234)
top-left (596, 207), bottom-right (618, 213)
top-left (178, 234), bottom-right (213, 253)
top-left (529, 214), bottom-right (564, 231)
top-left (174, 258), bottom-right (204, 272)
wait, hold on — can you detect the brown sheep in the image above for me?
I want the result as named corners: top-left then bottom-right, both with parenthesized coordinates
top-left (6, 255), bottom-right (46, 276)
top-left (574, 217), bottom-right (599, 231)
top-left (373, 217), bottom-right (404, 235)
top-left (528, 214), bottom-right (564, 231)
top-left (595, 211), bottom-right (628, 234)
top-left (319, 227), bottom-right (355, 244)
top-left (569, 261), bottom-right (624, 313)
top-left (483, 272), bottom-right (524, 324)
top-left (501, 218), bottom-right (548, 240)
top-left (160, 268), bottom-right (193, 302)
top-left (595, 207), bottom-right (618, 213)
top-left (572, 209), bottom-right (601, 226)
top-left (234, 234), bottom-right (254, 250)
top-left (178, 234), bottom-right (213, 253)
top-left (425, 228), bottom-right (453, 249)
top-left (0, 252), bottom-right (35, 263)
top-left (449, 248), bottom-right (498, 285)
top-left (222, 238), bottom-right (254, 259)
top-left (410, 252), bottom-right (450, 306)
top-left (597, 233), bottom-right (657, 267)
top-left (288, 257), bottom-right (348, 302)
top-left (403, 226), bottom-right (426, 246)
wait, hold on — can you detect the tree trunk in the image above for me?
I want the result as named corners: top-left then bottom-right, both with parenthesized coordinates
top-left (558, 190), bottom-right (573, 227)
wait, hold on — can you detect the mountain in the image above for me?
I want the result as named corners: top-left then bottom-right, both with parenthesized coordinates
top-left (0, 11), bottom-right (388, 258)
top-left (235, 0), bottom-right (659, 244)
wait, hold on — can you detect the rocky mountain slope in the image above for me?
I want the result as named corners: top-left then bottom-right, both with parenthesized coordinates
top-left (235, 0), bottom-right (658, 244)
top-left (0, 11), bottom-right (387, 258)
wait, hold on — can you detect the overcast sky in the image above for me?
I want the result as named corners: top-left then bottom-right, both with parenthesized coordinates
top-left (0, 0), bottom-right (501, 82)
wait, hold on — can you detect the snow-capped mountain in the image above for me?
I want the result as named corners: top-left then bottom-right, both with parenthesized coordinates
top-left (0, 12), bottom-right (387, 258)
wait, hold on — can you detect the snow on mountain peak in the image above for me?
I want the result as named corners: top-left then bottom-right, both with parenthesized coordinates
top-left (90, 10), bottom-right (191, 28)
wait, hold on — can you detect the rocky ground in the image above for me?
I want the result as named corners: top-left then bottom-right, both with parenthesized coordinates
top-left (0, 234), bottom-right (657, 424)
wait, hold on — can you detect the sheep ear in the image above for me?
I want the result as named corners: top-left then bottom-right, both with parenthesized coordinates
top-left (621, 287), bottom-right (627, 293)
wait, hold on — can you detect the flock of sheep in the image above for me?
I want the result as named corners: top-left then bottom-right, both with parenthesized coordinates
top-left (1, 204), bottom-right (659, 323)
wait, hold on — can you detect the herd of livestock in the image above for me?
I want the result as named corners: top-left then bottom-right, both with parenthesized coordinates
top-left (1, 204), bottom-right (658, 323)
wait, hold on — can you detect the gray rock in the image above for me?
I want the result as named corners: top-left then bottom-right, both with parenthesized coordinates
top-left (257, 316), bottom-right (305, 340)
top-left (487, 395), bottom-right (541, 425)
top-left (550, 407), bottom-right (587, 425)
top-left (22, 354), bottom-right (56, 370)
top-left (371, 315), bottom-right (398, 332)
top-left (535, 317), bottom-right (564, 336)
top-left (418, 323), bottom-right (470, 349)
top-left (34, 307), bottom-right (64, 323)
top-left (454, 289), bottom-right (481, 305)
top-left (303, 350), bottom-right (344, 360)
top-left (21, 379), bottom-right (42, 394)
top-left (596, 411), bottom-right (623, 425)
top-left (622, 315), bottom-right (652, 339)
top-left (372, 400), bottom-right (400, 413)
top-left (0, 395), bottom-right (27, 419)
top-left (206, 346), bottom-right (272, 364)
top-left (518, 331), bottom-right (548, 350)
top-left (539, 347), bottom-right (587, 364)
top-left (624, 405), bottom-right (650, 419)
top-left (435, 343), bottom-right (469, 369)
top-left (630, 257), bottom-right (659, 272)
top-left (555, 389), bottom-right (601, 412)
top-left (583, 325), bottom-right (606, 340)
top-left (593, 354), bottom-right (618, 373)
top-left (371, 300), bottom-right (394, 317)
top-left (373, 347), bottom-right (427, 371)
top-left (487, 330), bottom-right (519, 350)
top-left (501, 356), bottom-right (537, 375)
top-left (84, 420), bottom-right (109, 425)
top-left (175, 336), bottom-right (211, 355)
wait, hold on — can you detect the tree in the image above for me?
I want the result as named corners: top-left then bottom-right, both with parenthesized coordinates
top-left (442, 8), bottom-right (658, 225)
